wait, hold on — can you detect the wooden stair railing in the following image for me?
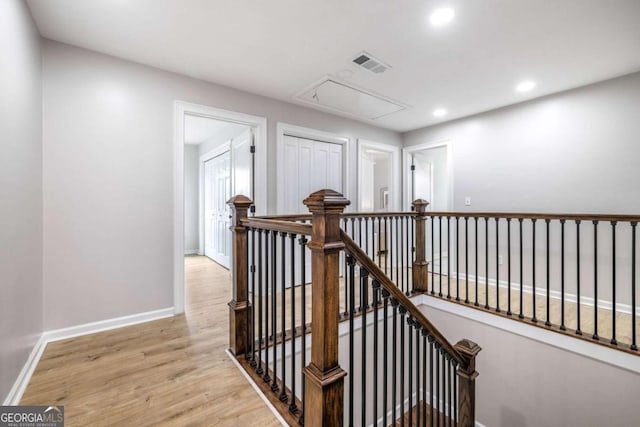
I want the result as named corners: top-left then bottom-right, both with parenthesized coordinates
top-left (228, 190), bottom-right (481, 426)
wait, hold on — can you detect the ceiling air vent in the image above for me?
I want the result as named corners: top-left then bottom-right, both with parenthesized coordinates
top-left (352, 51), bottom-right (390, 74)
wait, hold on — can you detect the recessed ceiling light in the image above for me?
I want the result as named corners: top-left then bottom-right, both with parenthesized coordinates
top-left (430, 7), bottom-right (455, 26)
top-left (516, 80), bottom-right (536, 93)
top-left (433, 108), bottom-right (447, 117)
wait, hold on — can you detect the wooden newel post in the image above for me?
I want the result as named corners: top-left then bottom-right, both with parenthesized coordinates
top-left (455, 339), bottom-right (482, 427)
top-left (227, 195), bottom-right (253, 356)
top-left (303, 189), bottom-right (350, 427)
top-left (412, 199), bottom-right (430, 293)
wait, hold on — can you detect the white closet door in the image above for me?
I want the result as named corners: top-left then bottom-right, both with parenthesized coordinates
top-left (204, 150), bottom-right (232, 268)
top-left (281, 135), bottom-right (343, 214)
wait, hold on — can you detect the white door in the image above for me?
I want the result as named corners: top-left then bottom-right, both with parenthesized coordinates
top-left (281, 135), bottom-right (344, 213)
top-left (204, 151), bottom-right (232, 268)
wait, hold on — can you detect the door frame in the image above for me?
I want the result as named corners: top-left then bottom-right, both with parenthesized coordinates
top-left (402, 140), bottom-right (454, 211)
top-left (276, 122), bottom-right (351, 213)
top-left (199, 141), bottom-right (231, 257)
top-left (357, 139), bottom-right (401, 212)
top-left (174, 101), bottom-right (267, 314)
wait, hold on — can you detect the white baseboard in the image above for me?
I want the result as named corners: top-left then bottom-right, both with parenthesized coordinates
top-left (2, 334), bottom-right (47, 405)
top-left (414, 294), bottom-right (640, 374)
top-left (184, 249), bottom-right (198, 255)
top-left (3, 307), bottom-right (174, 405)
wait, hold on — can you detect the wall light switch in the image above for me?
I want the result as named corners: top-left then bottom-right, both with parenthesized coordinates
top-left (465, 197), bottom-right (471, 206)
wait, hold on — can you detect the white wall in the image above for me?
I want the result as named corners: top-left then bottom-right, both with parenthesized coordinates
top-left (419, 300), bottom-right (639, 427)
top-left (184, 145), bottom-right (199, 253)
top-left (403, 71), bottom-right (640, 214)
top-left (42, 40), bottom-right (402, 329)
top-left (198, 124), bottom-right (248, 158)
top-left (0, 0), bottom-right (43, 402)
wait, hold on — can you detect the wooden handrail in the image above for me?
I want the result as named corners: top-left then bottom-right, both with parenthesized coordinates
top-left (341, 230), bottom-right (467, 368)
top-left (240, 218), bottom-right (312, 235)
top-left (425, 211), bottom-right (640, 222)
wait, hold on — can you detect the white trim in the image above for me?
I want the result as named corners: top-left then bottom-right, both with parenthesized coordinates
top-left (45, 307), bottom-right (174, 343)
top-left (184, 249), bottom-right (198, 255)
top-left (3, 308), bottom-right (174, 405)
top-left (413, 294), bottom-right (640, 374)
top-left (276, 122), bottom-right (351, 213)
top-left (357, 139), bottom-right (401, 212)
top-left (2, 334), bottom-right (47, 405)
top-left (402, 140), bottom-right (454, 211)
top-left (174, 101), bottom-right (267, 314)
top-left (225, 349), bottom-right (288, 427)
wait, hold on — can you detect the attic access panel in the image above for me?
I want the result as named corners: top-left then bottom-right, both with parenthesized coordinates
top-left (296, 78), bottom-right (407, 120)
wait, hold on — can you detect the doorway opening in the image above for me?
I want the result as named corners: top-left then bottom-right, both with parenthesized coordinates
top-left (174, 101), bottom-right (267, 314)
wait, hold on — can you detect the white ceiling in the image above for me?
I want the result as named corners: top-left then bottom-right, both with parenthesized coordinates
top-left (184, 115), bottom-right (246, 145)
top-left (27, 0), bottom-right (640, 132)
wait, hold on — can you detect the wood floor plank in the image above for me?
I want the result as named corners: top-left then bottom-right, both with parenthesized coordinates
top-left (21, 256), bottom-right (281, 427)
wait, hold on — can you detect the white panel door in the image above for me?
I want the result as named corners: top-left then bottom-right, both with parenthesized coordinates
top-left (281, 135), bottom-right (343, 214)
top-left (204, 150), bottom-right (232, 268)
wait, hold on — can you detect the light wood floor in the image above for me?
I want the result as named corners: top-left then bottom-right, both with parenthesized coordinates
top-left (21, 256), bottom-right (280, 427)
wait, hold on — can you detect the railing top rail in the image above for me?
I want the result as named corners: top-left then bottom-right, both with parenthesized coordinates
top-left (424, 211), bottom-right (640, 222)
top-left (343, 212), bottom-right (415, 218)
top-left (241, 218), bottom-right (312, 235)
top-left (340, 230), bottom-right (467, 368)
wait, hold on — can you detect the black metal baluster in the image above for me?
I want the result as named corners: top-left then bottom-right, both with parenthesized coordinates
top-left (396, 216), bottom-right (400, 288)
top-left (593, 220), bottom-right (599, 340)
top-left (447, 355), bottom-right (452, 426)
top-left (485, 217), bottom-right (489, 310)
top-left (545, 219), bottom-right (551, 327)
top-left (631, 222), bottom-right (638, 351)
top-left (465, 217), bottom-right (469, 304)
top-left (299, 235), bottom-right (307, 424)
top-left (407, 316), bottom-right (413, 427)
top-left (378, 217), bottom-right (382, 268)
top-left (365, 217), bottom-right (370, 258)
top-left (507, 218), bottom-right (512, 316)
top-left (373, 280), bottom-right (380, 426)
top-left (432, 216), bottom-right (435, 294)
top-left (406, 216), bottom-right (411, 296)
top-left (435, 344), bottom-right (441, 427)
top-left (279, 233), bottom-right (287, 402)
top-left (257, 230), bottom-right (264, 377)
top-left (447, 216), bottom-right (451, 299)
top-left (361, 269), bottom-right (369, 424)
top-left (611, 221), bottom-right (618, 345)
top-left (401, 216), bottom-right (406, 294)
top-left (271, 230), bottom-right (278, 392)
top-left (383, 289), bottom-right (390, 425)
top-left (347, 254), bottom-right (355, 427)
top-left (475, 217), bottom-right (479, 306)
top-left (576, 220), bottom-right (582, 335)
top-left (289, 233), bottom-right (297, 412)
top-left (250, 229), bottom-right (257, 366)
top-left (456, 217), bottom-right (460, 301)
top-left (532, 219), bottom-right (538, 323)
top-left (415, 324), bottom-right (421, 427)
top-left (453, 361), bottom-right (458, 426)
top-left (422, 331), bottom-right (428, 427)
top-left (343, 218), bottom-right (349, 317)
top-left (496, 217), bottom-right (500, 313)
top-left (429, 336), bottom-right (435, 427)
top-left (560, 220), bottom-right (566, 330)
top-left (263, 230), bottom-right (270, 383)
top-left (519, 218), bottom-right (524, 319)
top-left (392, 299), bottom-right (398, 425)
top-left (384, 217), bottom-right (389, 276)
top-left (411, 216), bottom-right (416, 292)
top-left (400, 306), bottom-right (407, 427)
top-left (439, 216), bottom-right (443, 297)
top-left (358, 217), bottom-right (363, 248)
